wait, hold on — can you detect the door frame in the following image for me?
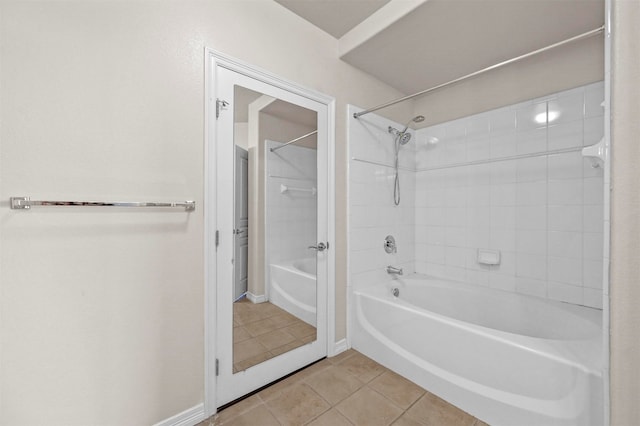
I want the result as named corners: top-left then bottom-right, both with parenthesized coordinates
top-left (204, 48), bottom-right (336, 417)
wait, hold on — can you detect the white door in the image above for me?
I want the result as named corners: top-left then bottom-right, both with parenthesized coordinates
top-left (213, 65), bottom-right (329, 407)
top-left (234, 146), bottom-right (249, 301)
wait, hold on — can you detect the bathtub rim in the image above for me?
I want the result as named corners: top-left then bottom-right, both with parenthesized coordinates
top-left (353, 274), bottom-right (602, 375)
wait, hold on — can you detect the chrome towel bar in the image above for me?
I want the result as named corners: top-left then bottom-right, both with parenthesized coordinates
top-left (10, 197), bottom-right (195, 212)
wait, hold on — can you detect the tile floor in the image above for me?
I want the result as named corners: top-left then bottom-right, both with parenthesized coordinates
top-left (233, 299), bottom-right (316, 373)
top-left (200, 349), bottom-right (489, 426)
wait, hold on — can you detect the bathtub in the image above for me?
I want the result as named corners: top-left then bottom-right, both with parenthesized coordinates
top-left (269, 258), bottom-right (317, 326)
top-left (352, 275), bottom-right (603, 426)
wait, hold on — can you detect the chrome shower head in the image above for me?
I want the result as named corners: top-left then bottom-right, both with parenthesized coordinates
top-left (398, 132), bottom-right (412, 145)
top-left (397, 115), bottom-right (425, 145)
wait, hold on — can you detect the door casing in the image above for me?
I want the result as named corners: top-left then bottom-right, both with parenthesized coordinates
top-left (204, 48), bottom-right (336, 416)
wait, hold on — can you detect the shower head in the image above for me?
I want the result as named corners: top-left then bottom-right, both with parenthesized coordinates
top-left (397, 115), bottom-right (426, 145)
top-left (398, 132), bottom-right (412, 145)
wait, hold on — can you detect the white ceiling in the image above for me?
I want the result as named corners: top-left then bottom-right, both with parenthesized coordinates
top-left (274, 0), bottom-right (391, 38)
top-left (274, 0), bottom-right (604, 97)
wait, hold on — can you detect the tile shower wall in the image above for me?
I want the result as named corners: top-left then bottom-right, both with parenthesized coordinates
top-left (348, 105), bottom-right (416, 291)
top-left (266, 140), bottom-right (317, 266)
top-left (414, 82), bottom-right (605, 309)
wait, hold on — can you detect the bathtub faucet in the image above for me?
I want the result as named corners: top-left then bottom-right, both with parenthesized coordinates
top-left (386, 266), bottom-right (403, 276)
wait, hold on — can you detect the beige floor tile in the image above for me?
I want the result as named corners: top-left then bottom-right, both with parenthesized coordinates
top-left (284, 322), bottom-right (317, 339)
top-left (326, 349), bottom-right (357, 364)
top-left (270, 340), bottom-right (305, 357)
top-left (243, 318), bottom-right (278, 337)
top-left (266, 382), bottom-right (330, 425)
top-left (336, 387), bottom-right (403, 426)
top-left (404, 392), bottom-right (476, 426)
top-left (234, 351), bottom-right (273, 372)
top-left (234, 309), bottom-right (264, 326)
top-left (214, 394), bottom-right (263, 425)
top-left (306, 408), bottom-right (353, 426)
top-left (473, 419), bottom-right (491, 426)
top-left (304, 365), bottom-right (364, 405)
top-left (369, 371), bottom-right (426, 409)
top-left (335, 352), bottom-right (387, 383)
top-left (270, 312), bottom-right (300, 328)
top-left (391, 414), bottom-right (425, 426)
top-left (219, 403), bottom-right (280, 426)
top-left (293, 359), bottom-right (333, 381)
top-left (258, 373), bottom-right (303, 402)
top-left (300, 333), bottom-right (317, 344)
top-left (233, 339), bottom-right (270, 363)
top-left (233, 326), bottom-right (251, 344)
top-left (256, 329), bottom-right (297, 350)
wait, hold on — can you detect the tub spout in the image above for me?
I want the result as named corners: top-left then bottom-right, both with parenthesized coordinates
top-left (387, 266), bottom-right (403, 275)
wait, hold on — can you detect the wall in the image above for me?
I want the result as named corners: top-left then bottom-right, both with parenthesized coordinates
top-left (265, 140), bottom-right (317, 292)
top-left (414, 82), bottom-right (605, 308)
top-left (348, 105), bottom-right (416, 292)
top-left (0, 1), bottom-right (413, 425)
top-left (610, 0), bottom-right (640, 424)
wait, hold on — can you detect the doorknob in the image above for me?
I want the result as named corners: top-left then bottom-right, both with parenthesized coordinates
top-left (308, 242), bottom-right (328, 252)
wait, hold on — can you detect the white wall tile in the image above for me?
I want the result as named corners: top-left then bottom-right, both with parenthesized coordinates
top-left (489, 107), bottom-right (517, 134)
top-left (494, 251), bottom-right (516, 276)
top-left (490, 160), bottom-right (518, 184)
top-left (516, 181), bottom-right (547, 206)
top-left (584, 116), bottom-right (604, 147)
top-left (515, 205), bottom-right (546, 230)
top-left (489, 273), bottom-right (517, 292)
top-left (350, 83), bottom-right (604, 311)
top-left (548, 231), bottom-right (583, 258)
top-left (490, 132), bottom-right (517, 158)
top-left (548, 256), bottom-right (582, 285)
top-left (445, 246), bottom-right (467, 267)
top-left (548, 282), bottom-right (583, 305)
top-left (583, 259), bottom-right (604, 289)
top-left (490, 183), bottom-right (517, 206)
top-left (548, 92), bottom-right (584, 125)
top-left (583, 177), bottom-right (604, 205)
top-left (583, 232), bottom-right (604, 260)
top-left (516, 253), bottom-right (547, 280)
top-left (584, 84), bottom-right (605, 118)
top-left (548, 121), bottom-right (583, 150)
top-left (516, 128), bottom-right (547, 155)
top-left (583, 288), bottom-right (603, 309)
top-left (516, 277), bottom-right (547, 298)
top-left (583, 205), bottom-right (604, 232)
top-left (548, 205), bottom-right (583, 232)
top-left (492, 206), bottom-right (517, 229)
top-left (516, 230), bottom-right (547, 255)
top-left (445, 227), bottom-right (467, 247)
top-left (547, 179), bottom-right (583, 205)
top-left (516, 102), bottom-right (547, 131)
top-left (548, 152), bottom-right (584, 180)
top-left (490, 229), bottom-right (516, 252)
top-left (516, 156), bottom-right (547, 182)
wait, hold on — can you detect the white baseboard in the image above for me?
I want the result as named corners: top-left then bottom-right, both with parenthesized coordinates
top-left (153, 403), bottom-right (206, 426)
top-left (246, 292), bottom-right (267, 303)
top-left (329, 338), bottom-right (349, 357)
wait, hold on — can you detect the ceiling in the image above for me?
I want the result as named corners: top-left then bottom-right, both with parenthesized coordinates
top-left (275, 0), bottom-right (604, 96)
top-left (274, 0), bottom-right (391, 38)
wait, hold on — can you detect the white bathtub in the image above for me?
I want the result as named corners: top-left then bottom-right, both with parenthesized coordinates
top-left (269, 258), bottom-right (317, 326)
top-left (352, 275), bottom-right (603, 426)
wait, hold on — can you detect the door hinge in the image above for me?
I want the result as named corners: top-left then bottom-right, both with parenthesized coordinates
top-left (216, 99), bottom-right (229, 119)
top-left (215, 230), bottom-right (220, 248)
top-left (215, 359), bottom-right (219, 376)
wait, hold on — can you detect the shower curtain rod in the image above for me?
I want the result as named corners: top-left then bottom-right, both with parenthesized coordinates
top-left (353, 25), bottom-right (605, 119)
top-left (270, 130), bottom-right (318, 152)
